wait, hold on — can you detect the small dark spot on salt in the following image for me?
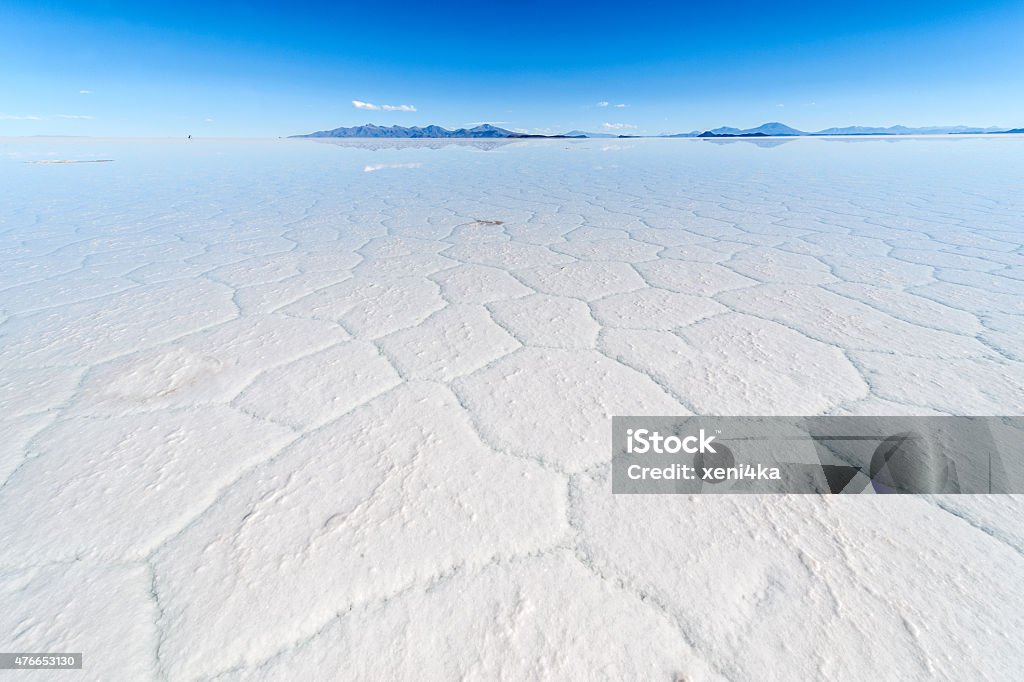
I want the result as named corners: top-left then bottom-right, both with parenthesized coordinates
top-left (473, 219), bottom-right (504, 226)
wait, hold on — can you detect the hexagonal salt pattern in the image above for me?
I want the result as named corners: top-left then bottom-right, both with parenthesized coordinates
top-left (1, 136), bottom-right (1023, 680)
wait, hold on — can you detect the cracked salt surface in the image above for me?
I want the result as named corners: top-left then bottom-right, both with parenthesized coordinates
top-left (1, 135), bottom-right (1023, 680)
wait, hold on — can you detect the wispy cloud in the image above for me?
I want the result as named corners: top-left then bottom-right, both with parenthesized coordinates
top-left (2, 113), bottom-right (94, 121)
top-left (513, 127), bottom-right (556, 135)
top-left (363, 162), bottom-right (422, 173)
top-left (79, 89), bottom-right (93, 95)
top-left (352, 100), bottom-right (416, 112)
top-left (615, 103), bottom-right (628, 108)
top-left (596, 101), bottom-right (609, 107)
top-left (602, 122), bottom-right (637, 130)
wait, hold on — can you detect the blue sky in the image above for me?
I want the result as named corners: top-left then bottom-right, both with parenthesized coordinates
top-left (2, 0), bottom-right (1023, 136)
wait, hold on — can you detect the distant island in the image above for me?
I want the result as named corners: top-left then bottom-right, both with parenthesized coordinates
top-left (293, 121), bottom-right (1023, 139)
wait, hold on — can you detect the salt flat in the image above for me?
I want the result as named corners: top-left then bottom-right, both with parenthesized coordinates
top-left (1, 136), bottom-right (1023, 680)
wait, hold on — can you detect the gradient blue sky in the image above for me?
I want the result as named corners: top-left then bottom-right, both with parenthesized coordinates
top-left (2, 0), bottom-right (1023, 136)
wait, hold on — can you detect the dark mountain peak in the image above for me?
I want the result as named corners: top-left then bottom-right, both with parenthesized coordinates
top-left (292, 123), bottom-right (534, 139)
top-left (705, 122), bottom-right (804, 137)
top-left (699, 131), bottom-right (770, 138)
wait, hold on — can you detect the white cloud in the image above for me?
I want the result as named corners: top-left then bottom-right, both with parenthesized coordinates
top-left (352, 100), bottom-right (416, 112)
top-left (615, 103), bottom-right (628, 108)
top-left (602, 122), bottom-right (637, 130)
top-left (79, 90), bottom-right (93, 95)
top-left (2, 113), bottom-right (96, 121)
top-left (512, 127), bottom-right (558, 135)
top-left (596, 101), bottom-right (609, 107)
top-left (205, 118), bottom-right (215, 123)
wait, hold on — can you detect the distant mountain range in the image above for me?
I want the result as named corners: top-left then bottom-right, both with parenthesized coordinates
top-left (705, 122), bottom-right (805, 137)
top-left (294, 123), bottom-right (578, 139)
top-left (293, 121), bottom-right (1023, 139)
top-left (562, 129), bottom-right (619, 138)
top-left (677, 122), bottom-right (1013, 137)
top-left (814, 124), bottom-right (1007, 135)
